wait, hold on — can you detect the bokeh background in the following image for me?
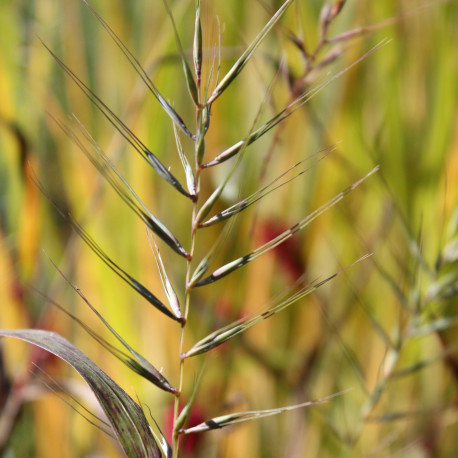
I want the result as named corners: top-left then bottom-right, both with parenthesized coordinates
top-left (1, 0), bottom-right (458, 456)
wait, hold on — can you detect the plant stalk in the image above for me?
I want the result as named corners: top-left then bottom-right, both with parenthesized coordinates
top-left (172, 173), bottom-right (200, 458)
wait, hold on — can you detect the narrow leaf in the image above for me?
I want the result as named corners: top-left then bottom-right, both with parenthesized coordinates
top-left (189, 219), bottom-right (235, 287)
top-left (79, 0), bottom-right (194, 138)
top-left (174, 365), bottom-right (206, 433)
top-left (185, 255), bottom-right (371, 357)
top-left (33, 364), bottom-right (114, 437)
top-left (195, 167), bottom-right (378, 287)
top-left (195, 105), bottom-right (210, 165)
top-left (0, 330), bottom-right (161, 458)
top-left (388, 352), bottom-right (453, 380)
top-left (207, 0), bottom-right (294, 104)
top-left (40, 39), bottom-right (191, 199)
top-left (149, 415), bottom-right (172, 458)
top-left (181, 391), bottom-right (345, 434)
top-left (32, 286), bottom-right (137, 368)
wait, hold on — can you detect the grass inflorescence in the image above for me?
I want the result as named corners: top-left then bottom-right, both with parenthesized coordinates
top-left (1, 0), bottom-right (457, 457)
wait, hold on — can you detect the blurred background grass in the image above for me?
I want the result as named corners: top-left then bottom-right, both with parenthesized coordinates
top-left (1, 0), bottom-right (457, 457)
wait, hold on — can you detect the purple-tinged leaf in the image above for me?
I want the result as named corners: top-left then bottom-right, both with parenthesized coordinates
top-left (0, 330), bottom-right (161, 458)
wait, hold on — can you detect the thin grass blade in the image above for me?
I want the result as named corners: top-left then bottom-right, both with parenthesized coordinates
top-left (0, 330), bottom-right (162, 458)
top-left (174, 365), bottom-right (205, 433)
top-left (195, 168), bottom-right (378, 287)
top-left (151, 421), bottom-right (172, 458)
top-left (33, 286), bottom-right (131, 361)
top-left (40, 40), bottom-right (192, 199)
top-left (207, 0), bottom-right (294, 104)
top-left (388, 350), bottom-right (456, 380)
top-left (79, 0), bottom-right (194, 138)
top-left (33, 364), bottom-right (114, 437)
top-left (180, 391), bottom-right (345, 434)
top-left (189, 219), bottom-right (235, 287)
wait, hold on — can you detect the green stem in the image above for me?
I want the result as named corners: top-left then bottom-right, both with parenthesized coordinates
top-left (172, 178), bottom-right (200, 458)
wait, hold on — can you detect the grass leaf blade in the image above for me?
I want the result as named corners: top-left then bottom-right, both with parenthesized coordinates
top-left (0, 330), bottom-right (162, 458)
